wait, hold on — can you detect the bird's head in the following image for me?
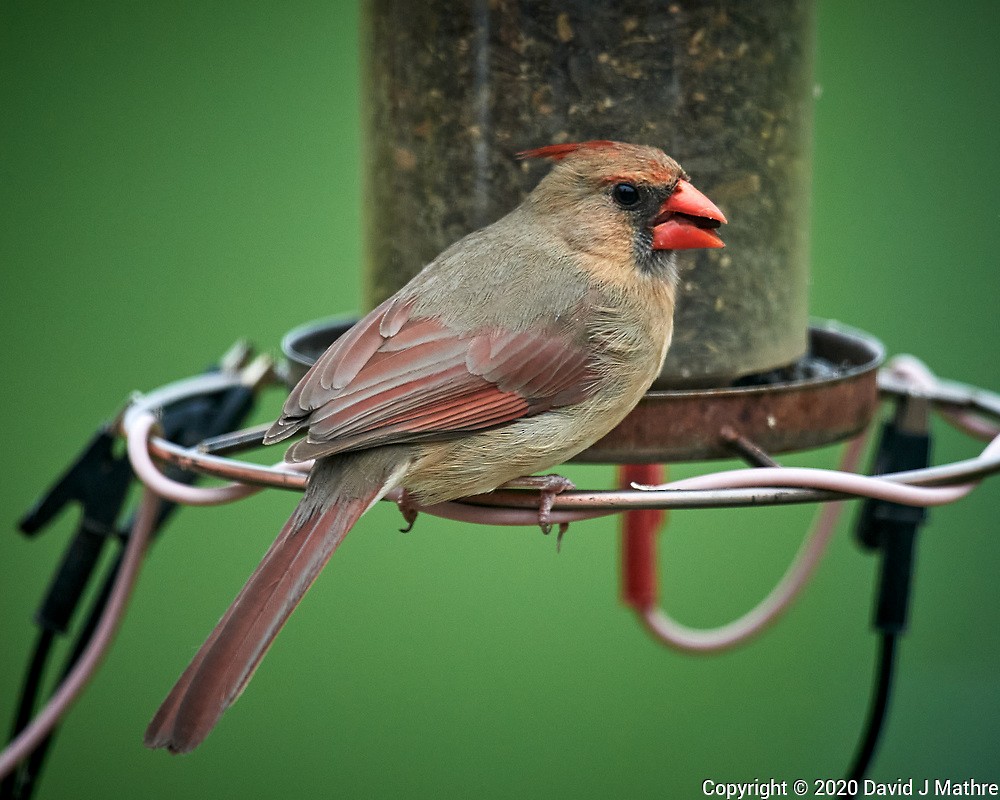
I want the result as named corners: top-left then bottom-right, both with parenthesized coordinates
top-left (519, 140), bottom-right (727, 279)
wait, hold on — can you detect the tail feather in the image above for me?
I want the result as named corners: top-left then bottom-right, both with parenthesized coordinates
top-left (145, 449), bottom-right (408, 753)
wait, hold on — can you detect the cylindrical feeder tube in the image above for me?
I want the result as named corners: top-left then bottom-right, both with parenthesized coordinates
top-left (362, 0), bottom-right (815, 387)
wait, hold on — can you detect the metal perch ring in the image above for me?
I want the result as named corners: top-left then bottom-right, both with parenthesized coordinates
top-left (122, 357), bottom-right (1000, 519)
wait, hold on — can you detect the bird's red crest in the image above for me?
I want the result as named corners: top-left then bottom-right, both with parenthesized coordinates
top-left (517, 141), bottom-right (619, 161)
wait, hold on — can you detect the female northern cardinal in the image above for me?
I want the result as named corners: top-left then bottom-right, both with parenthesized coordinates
top-left (145, 140), bottom-right (726, 753)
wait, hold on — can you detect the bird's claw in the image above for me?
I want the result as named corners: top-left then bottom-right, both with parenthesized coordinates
top-left (554, 521), bottom-right (570, 552)
top-left (498, 474), bottom-right (574, 548)
top-left (396, 489), bottom-right (420, 533)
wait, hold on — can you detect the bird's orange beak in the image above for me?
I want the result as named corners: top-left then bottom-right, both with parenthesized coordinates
top-left (651, 180), bottom-right (728, 250)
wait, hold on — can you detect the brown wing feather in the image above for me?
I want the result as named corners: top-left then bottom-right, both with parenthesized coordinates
top-left (264, 294), bottom-right (596, 463)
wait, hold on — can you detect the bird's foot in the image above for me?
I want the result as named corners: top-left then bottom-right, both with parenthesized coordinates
top-left (498, 474), bottom-right (574, 547)
top-left (396, 489), bottom-right (420, 533)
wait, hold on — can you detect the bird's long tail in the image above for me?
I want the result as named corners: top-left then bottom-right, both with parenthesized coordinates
top-left (144, 448), bottom-right (409, 754)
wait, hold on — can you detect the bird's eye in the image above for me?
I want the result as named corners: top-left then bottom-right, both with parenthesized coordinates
top-left (612, 182), bottom-right (641, 208)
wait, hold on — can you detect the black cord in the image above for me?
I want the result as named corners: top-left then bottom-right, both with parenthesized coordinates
top-left (0, 630), bottom-right (55, 800)
top-left (9, 551), bottom-right (125, 800)
top-left (844, 394), bottom-right (928, 790)
top-left (846, 632), bottom-right (898, 791)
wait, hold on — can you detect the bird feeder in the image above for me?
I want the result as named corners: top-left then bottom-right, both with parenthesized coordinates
top-left (361, 0), bottom-right (815, 387)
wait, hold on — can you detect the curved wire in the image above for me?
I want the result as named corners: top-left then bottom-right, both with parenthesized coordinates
top-left (635, 458), bottom-right (988, 506)
top-left (134, 421), bottom-right (1000, 518)
top-left (845, 632), bottom-right (897, 787)
top-left (126, 413), bottom-right (264, 505)
top-left (0, 489), bottom-right (160, 781)
top-left (639, 429), bottom-right (870, 651)
top-left (636, 354), bottom-right (1000, 652)
top-left (886, 354), bottom-right (1000, 441)
top-left (119, 353), bottom-right (1000, 519)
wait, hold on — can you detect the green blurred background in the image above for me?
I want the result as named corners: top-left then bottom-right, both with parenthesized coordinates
top-left (2, 2), bottom-right (998, 797)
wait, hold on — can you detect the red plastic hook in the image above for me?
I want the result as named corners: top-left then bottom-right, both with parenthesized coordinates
top-left (618, 464), bottom-right (666, 609)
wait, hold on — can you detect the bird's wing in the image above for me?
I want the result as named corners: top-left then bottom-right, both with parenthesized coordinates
top-left (264, 294), bottom-right (597, 463)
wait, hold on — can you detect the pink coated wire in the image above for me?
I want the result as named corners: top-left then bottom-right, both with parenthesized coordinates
top-left (128, 412), bottom-right (601, 526)
top-left (640, 432), bottom-right (870, 651)
top-left (126, 412), bottom-right (263, 505)
top-left (637, 425), bottom-right (1000, 507)
top-left (637, 356), bottom-right (1000, 652)
top-left (0, 489), bottom-right (161, 780)
top-left (887, 354), bottom-right (1000, 440)
top-left (635, 357), bottom-right (1000, 506)
top-left (643, 462), bottom-right (979, 506)
top-left (125, 354), bottom-right (999, 524)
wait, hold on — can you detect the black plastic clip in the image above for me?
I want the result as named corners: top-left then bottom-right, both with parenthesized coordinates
top-left (855, 393), bottom-right (933, 634)
top-left (16, 342), bottom-right (272, 635)
top-left (17, 423), bottom-right (134, 634)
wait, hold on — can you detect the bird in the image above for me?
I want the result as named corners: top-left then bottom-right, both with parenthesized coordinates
top-left (144, 140), bottom-right (727, 753)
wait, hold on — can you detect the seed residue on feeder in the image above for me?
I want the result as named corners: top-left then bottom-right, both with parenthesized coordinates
top-left (363, 0), bottom-right (814, 387)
